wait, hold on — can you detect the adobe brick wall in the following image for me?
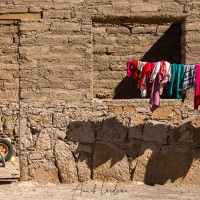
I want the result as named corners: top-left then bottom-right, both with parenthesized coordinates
top-left (0, 20), bottom-right (19, 156)
top-left (0, 0), bottom-right (199, 184)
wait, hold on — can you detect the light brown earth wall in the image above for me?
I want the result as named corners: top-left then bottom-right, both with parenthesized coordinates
top-left (0, 0), bottom-right (199, 184)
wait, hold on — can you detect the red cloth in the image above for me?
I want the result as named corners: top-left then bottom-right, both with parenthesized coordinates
top-left (126, 60), bottom-right (138, 78)
top-left (194, 64), bottom-right (200, 109)
top-left (138, 62), bottom-right (151, 89)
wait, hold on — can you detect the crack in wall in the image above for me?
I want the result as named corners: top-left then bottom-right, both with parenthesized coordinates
top-left (53, 143), bottom-right (62, 183)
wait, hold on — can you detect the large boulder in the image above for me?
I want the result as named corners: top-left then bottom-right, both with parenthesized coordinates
top-left (54, 140), bottom-right (78, 183)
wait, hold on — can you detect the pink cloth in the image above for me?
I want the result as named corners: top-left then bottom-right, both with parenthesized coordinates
top-left (160, 61), bottom-right (171, 95)
top-left (158, 60), bottom-right (166, 82)
top-left (194, 64), bottom-right (200, 109)
top-left (150, 74), bottom-right (160, 112)
top-left (126, 60), bottom-right (132, 77)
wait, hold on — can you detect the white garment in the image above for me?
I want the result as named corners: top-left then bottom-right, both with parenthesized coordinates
top-left (140, 76), bottom-right (147, 97)
top-left (150, 61), bottom-right (160, 83)
top-left (160, 61), bottom-right (171, 95)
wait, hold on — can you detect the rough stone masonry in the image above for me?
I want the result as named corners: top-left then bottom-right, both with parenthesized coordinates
top-left (0, 0), bottom-right (200, 184)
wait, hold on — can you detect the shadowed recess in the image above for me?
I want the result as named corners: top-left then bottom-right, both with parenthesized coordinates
top-left (92, 14), bottom-right (186, 25)
top-left (114, 22), bottom-right (182, 99)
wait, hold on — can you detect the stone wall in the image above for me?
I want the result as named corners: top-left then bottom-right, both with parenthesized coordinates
top-left (0, 20), bottom-right (19, 155)
top-left (0, 0), bottom-right (199, 184)
top-left (19, 98), bottom-right (200, 184)
top-left (92, 99), bottom-right (200, 184)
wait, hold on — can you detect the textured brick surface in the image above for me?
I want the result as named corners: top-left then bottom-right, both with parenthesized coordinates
top-left (0, 20), bottom-right (19, 156)
top-left (0, 0), bottom-right (199, 184)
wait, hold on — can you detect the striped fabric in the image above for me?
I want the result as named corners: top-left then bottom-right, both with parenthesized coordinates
top-left (181, 65), bottom-right (195, 102)
top-left (182, 65), bottom-right (195, 90)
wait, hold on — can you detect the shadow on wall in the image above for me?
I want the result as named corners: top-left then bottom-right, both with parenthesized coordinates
top-left (64, 116), bottom-right (200, 184)
top-left (114, 22), bottom-right (182, 99)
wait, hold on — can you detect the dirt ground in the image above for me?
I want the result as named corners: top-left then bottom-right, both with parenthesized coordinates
top-left (0, 158), bottom-right (200, 200)
top-left (0, 181), bottom-right (200, 200)
top-left (0, 157), bottom-right (20, 181)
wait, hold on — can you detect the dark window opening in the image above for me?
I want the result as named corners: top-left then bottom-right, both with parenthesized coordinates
top-left (92, 18), bottom-right (183, 99)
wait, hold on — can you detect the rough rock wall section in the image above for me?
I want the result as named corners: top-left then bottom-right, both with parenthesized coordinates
top-left (0, 0), bottom-right (199, 184)
top-left (0, 20), bottom-right (19, 155)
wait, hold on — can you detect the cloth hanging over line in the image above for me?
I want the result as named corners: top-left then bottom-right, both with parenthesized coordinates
top-left (194, 64), bottom-right (200, 109)
top-left (180, 65), bottom-right (195, 102)
top-left (126, 59), bottom-right (199, 111)
top-left (150, 69), bottom-right (160, 112)
top-left (167, 63), bottom-right (185, 100)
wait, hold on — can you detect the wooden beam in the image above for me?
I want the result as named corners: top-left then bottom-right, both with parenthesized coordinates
top-left (92, 14), bottom-right (187, 24)
top-left (0, 13), bottom-right (41, 20)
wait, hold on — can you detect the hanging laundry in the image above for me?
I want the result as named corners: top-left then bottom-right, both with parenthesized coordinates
top-left (126, 59), bottom-right (200, 111)
top-left (150, 61), bottom-right (161, 82)
top-left (150, 72), bottom-right (160, 112)
top-left (149, 60), bottom-right (170, 111)
top-left (167, 63), bottom-right (184, 99)
top-left (140, 62), bottom-right (155, 98)
top-left (194, 64), bottom-right (200, 109)
top-left (138, 62), bottom-right (151, 89)
top-left (181, 65), bottom-right (195, 102)
top-left (160, 61), bottom-right (171, 95)
top-left (158, 60), bottom-right (166, 82)
top-left (126, 60), bottom-right (139, 78)
top-left (138, 62), bottom-right (151, 97)
top-left (137, 61), bottom-right (146, 71)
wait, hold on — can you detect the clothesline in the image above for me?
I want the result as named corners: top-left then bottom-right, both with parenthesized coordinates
top-left (126, 60), bottom-right (200, 112)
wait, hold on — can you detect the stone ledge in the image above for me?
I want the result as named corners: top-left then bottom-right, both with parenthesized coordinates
top-left (93, 98), bottom-right (181, 104)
